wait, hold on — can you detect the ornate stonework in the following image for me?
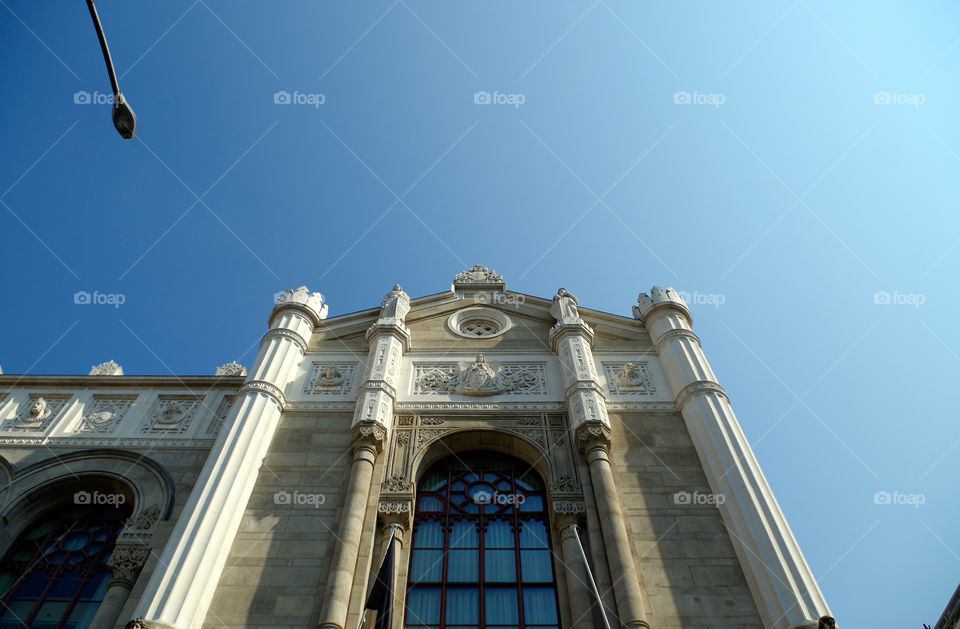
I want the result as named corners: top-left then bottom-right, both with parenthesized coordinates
top-left (603, 362), bottom-right (655, 395)
top-left (382, 473), bottom-right (411, 492)
top-left (10, 396), bottom-right (70, 431)
top-left (107, 544), bottom-right (151, 582)
top-left (89, 360), bottom-right (123, 376)
top-left (413, 356), bottom-right (546, 396)
top-left (304, 363), bottom-right (355, 395)
top-left (142, 398), bottom-right (201, 433)
top-left (453, 264), bottom-right (504, 287)
top-left (214, 361), bottom-right (247, 377)
top-left (80, 397), bottom-right (136, 433)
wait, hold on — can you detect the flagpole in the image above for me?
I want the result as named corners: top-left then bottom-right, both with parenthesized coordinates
top-left (572, 525), bottom-right (614, 629)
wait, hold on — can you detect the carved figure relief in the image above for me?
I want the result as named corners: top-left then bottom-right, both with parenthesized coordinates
top-left (453, 265), bottom-right (504, 285)
top-left (11, 396), bottom-right (69, 431)
top-left (603, 362), bottom-right (655, 394)
top-left (142, 398), bottom-right (201, 433)
top-left (414, 356), bottom-right (546, 397)
top-left (304, 363), bottom-right (355, 395)
top-left (80, 398), bottom-right (135, 433)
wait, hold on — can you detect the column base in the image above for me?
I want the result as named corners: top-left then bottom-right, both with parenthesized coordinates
top-left (317, 624), bottom-right (345, 629)
top-left (623, 620), bottom-right (650, 629)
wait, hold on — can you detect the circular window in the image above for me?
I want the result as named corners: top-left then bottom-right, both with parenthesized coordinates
top-left (448, 306), bottom-right (512, 339)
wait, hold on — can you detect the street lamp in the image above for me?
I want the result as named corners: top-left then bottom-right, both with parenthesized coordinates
top-left (85, 0), bottom-right (136, 139)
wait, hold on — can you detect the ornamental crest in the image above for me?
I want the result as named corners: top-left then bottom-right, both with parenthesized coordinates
top-left (415, 355), bottom-right (545, 397)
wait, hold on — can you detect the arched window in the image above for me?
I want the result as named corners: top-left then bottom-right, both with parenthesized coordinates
top-left (0, 503), bottom-right (130, 629)
top-left (405, 452), bottom-right (560, 629)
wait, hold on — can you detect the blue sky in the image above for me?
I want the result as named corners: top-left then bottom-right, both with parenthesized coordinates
top-left (2, 1), bottom-right (958, 625)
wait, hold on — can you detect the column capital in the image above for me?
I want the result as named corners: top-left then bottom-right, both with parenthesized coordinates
top-left (574, 421), bottom-right (611, 453)
top-left (633, 285), bottom-right (691, 326)
top-left (352, 420), bottom-right (387, 452)
top-left (239, 379), bottom-right (286, 409)
top-left (378, 499), bottom-right (414, 533)
top-left (365, 322), bottom-right (411, 350)
top-left (271, 286), bottom-right (328, 327)
top-left (107, 543), bottom-right (150, 584)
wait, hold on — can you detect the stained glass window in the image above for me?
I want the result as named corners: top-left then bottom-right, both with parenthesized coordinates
top-left (0, 504), bottom-right (129, 629)
top-left (405, 452), bottom-right (560, 629)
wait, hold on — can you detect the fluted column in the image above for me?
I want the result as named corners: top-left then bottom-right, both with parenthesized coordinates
top-left (549, 288), bottom-right (649, 629)
top-left (127, 287), bottom-right (327, 629)
top-left (319, 286), bottom-right (411, 629)
top-left (634, 287), bottom-right (831, 629)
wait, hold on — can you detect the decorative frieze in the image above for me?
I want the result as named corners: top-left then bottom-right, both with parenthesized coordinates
top-left (552, 500), bottom-right (586, 514)
top-left (303, 363), bottom-right (356, 395)
top-left (8, 396), bottom-right (71, 431)
top-left (413, 356), bottom-right (547, 396)
top-left (141, 397), bottom-right (201, 434)
top-left (79, 397), bottom-right (136, 433)
top-left (603, 362), bottom-right (655, 395)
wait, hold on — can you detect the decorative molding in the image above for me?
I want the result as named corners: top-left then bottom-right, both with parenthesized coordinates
top-left (89, 360), bottom-right (123, 376)
top-left (378, 500), bottom-right (411, 514)
top-left (603, 362), bottom-right (655, 395)
top-left (605, 401), bottom-right (677, 411)
top-left (396, 432), bottom-right (410, 446)
top-left (420, 417), bottom-right (445, 425)
top-left (396, 401), bottom-right (565, 412)
top-left (285, 401), bottom-right (357, 411)
top-left (575, 422), bottom-right (611, 449)
top-left (303, 363), bottom-right (356, 395)
top-left (262, 328), bottom-right (308, 354)
top-left (127, 504), bottom-right (162, 530)
top-left (79, 397), bottom-right (136, 433)
top-left (675, 380), bottom-right (727, 410)
top-left (552, 500), bottom-right (586, 514)
top-left (240, 380), bottom-right (286, 408)
top-left (413, 356), bottom-right (547, 396)
top-left (397, 416), bottom-right (414, 426)
top-left (652, 328), bottom-right (701, 354)
top-left (0, 436), bottom-right (216, 448)
top-left (141, 397), bottom-right (201, 434)
top-left (214, 361), bottom-right (247, 377)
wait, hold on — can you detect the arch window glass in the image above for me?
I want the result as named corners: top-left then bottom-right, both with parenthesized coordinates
top-left (406, 452), bottom-right (560, 629)
top-left (0, 503), bottom-right (129, 629)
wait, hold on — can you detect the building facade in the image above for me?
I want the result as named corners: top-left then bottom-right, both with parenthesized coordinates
top-left (0, 266), bottom-right (834, 629)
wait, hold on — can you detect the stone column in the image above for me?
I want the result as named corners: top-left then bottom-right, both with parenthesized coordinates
top-left (127, 287), bottom-right (327, 629)
top-left (377, 500), bottom-right (413, 629)
top-left (89, 544), bottom-right (149, 629)
top-left (553, 506), bottom-right (596, 629)
top-left (319, 286), bottom-right (411, 629)
top-left (549, 288), bottom-right (649, 629)
top-left (634, 287), bottom-right (831, 629)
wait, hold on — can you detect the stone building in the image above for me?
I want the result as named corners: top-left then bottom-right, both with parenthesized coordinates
top-left (0, 266), bottom-right (834, 629)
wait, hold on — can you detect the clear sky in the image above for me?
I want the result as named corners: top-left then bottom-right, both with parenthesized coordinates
top-left (2, 1), bottom-right (958, 625)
